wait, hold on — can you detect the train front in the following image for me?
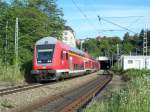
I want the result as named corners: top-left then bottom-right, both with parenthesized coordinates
top-left (31, 37), bottom-right (58, 81)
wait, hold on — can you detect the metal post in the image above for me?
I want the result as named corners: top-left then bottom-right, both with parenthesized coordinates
top-left (5, 21), bottom-right (8, 66)
top-left (15, 18), bottom-right (18, 65)
top-left (4, 21), bottom-right (8, 79)
top-left (80, 40), bottom-right (84, 50)
top-left (117, 44), bottom-right (119, 56)
top-left (112, 55), bottom-right (113, 67)
top-left (136, 48), bottom-right (137, 55)
top-left (81, 41), bottom-right (83, 50)
top-left (121, 56), bottom-right (122, 69)
top-left (117, 44), bottom-right (119, 69)
top-left (143, 17), bottom-right (148, 69)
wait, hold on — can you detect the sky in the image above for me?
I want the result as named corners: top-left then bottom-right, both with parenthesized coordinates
top-left (57, 0), bottom-right (150, 39)
top-left (5, 0), bottom-right (150, 39)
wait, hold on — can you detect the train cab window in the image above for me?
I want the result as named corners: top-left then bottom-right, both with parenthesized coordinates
top-left (66, 53), bottom-right (68, 60)
top-left (36, 44), bottom-right (55, 64)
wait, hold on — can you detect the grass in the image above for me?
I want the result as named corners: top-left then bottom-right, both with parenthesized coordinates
top-left (0, 99), bottom-right (14, 108)
top-left (124, 69), bottom-right (150, 77)
top-left (111, 62), bottom-right (123, 74)
top-left (84, 69), bottom-right (150, 112)
top-left (0, 63), bottom-right (24, 82)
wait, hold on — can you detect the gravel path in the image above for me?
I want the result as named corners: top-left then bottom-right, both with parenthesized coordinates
top-left (0, 71), bottom-right (103, 112)
top-left (84, 75), bottom-right (126, 109)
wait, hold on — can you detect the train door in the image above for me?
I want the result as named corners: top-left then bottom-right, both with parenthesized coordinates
top-left (69, 57), bottom-right (73, 71)
top-left (61, 50), bottom-right (68, 69)
top-left (60, 50), bottom-right (65, 67)
top-left (61, 50), bottom-right (64, 67)
top-left (83, 60), bottom-right (86, 70)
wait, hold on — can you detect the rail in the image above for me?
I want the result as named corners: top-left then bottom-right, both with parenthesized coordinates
top-left (23, 71), bottom-right (113, 112)
top-left (59, 72), bottom-right (112, 112)
top-left (0, 84), bottom-right (43, 96)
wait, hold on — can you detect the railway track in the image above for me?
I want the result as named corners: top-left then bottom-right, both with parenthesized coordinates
top-left (0, 72), bottom-right (97, 96)
top-left (0, 83), bottom-right (44, 96)
top-left (17, 71), bottom-right (113, 112)
top-left (56, 73), bottom-right (112, 112)
top-left (0, 71), bottom-right (112, 112)
top-left (60, 73), bottom-right (112, 112)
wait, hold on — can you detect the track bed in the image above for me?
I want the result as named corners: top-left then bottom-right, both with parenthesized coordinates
top-left (33, 74), bottom-right (112, 112)
top-left (0, 71), bottom-right (111, 112)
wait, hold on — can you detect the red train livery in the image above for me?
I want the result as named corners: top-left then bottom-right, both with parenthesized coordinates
top-left (31, 37), bottom-right (100, 81)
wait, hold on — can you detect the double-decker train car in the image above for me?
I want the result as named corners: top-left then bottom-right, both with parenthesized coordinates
top-left (31, 37), bottom-right (100, 81)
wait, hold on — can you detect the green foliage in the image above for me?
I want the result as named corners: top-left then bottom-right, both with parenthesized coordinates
top-left (84, 71), bottom-right (150, 112)
top-left (83, 37), bottom-right (121, 57)
top-left (83, 39), bottom-right (100, 57)
top-left (111, 62), bottom-right (122, 73)
top-left (122, 32), bottom-right (140, 54)
top-left (0, 0), bottom-right (65, 64)
top-left (124, 69), bottom-right (150, 77)
top-left (122, 42), bottom-right (134, 54)
top-left (0, 0), bottom-right (65, 81)
top-left (82, 29), bottom-right (150, 57)
top-left (0, 99), bottom-right (14, 108)
top-left (0, 60), bottom-right (24, 82)
top-left (123, 32), bottom-right (130, 41)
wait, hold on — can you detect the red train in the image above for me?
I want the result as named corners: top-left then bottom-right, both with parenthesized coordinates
top-left (31, 37), bottom-right (100, 81)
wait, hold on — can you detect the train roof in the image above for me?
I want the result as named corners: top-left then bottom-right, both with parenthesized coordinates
top-left (35, 36), bottom-right (58, 45)
top-left (35, 36), bottom-right (95, 58)
top-left (69, 46), bottom-right (85, 56)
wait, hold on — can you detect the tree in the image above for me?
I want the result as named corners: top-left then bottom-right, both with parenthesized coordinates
top-left (122, 42), bottom-right (134, 54)
top-left (0, 0), bottom-right (65, 65)
top-left (82, 36), bottom-right (121, 57)
top-left (122, 31), bottom-right (144, 55)
top-left (83, 39), bottom-right (99, 57)
top-left (139, 29), bottom-right (144, 41)
top-left (123, 32), bottom-right (130, 42)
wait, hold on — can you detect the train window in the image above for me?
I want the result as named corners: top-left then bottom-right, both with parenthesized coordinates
top-left (66, 53), bottom-right (68, 60)
top-left (36, 44), bottom-right (55, 64)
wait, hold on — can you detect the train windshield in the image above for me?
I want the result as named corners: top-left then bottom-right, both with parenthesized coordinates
top-left (36, 44), bottom-right (55, 64)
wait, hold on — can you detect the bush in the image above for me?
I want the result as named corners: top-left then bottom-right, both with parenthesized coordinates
top-left (121, 69), bottom-right (150, 81)
top-left (0, 61), bottom-right (24, 82)
top-left (111, 62), bottom-right (123, 73)
top-left (124, 69), bottom-right (150, 77)
top-left (84, 70), bottom-right (150, 112)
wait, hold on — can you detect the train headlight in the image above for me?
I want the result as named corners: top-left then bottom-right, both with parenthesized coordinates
top-left (48, 60), bottom-right (51, 63)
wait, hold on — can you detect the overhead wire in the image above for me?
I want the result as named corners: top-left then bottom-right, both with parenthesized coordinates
top-left (127, 17), bottom-right (142, 27)
top-left (92, 0), bottom-right (145, 34)
top-left (100, 16), bottom-right (144, 30)
top-left (101, 16), bottom-right (144, 19)
top-left (98, 16), bottom-right (137, 34)
top-left (71, 0), bottom-right (147, 37)
top-left (71, 0), bottom-right (100, 35)
top-left (97, 16), bottom-right (148, 40)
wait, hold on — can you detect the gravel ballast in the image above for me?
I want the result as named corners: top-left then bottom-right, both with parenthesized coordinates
top-left (0, 71), bottom-right (103, 112)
